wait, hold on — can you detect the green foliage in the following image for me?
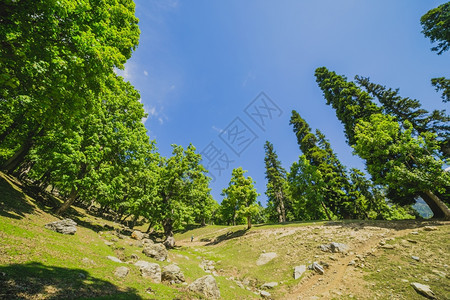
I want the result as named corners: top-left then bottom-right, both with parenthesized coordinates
top-left (431, 77), bottom-right (450, 103)
top-left (264, 141), bottom-right (291, 223)
top-left (421, 2), bottom-right (450, 55)
top-left (221, 167), bottom-right (259, 229)
top-left (353, 114), bottom-right (450, 206)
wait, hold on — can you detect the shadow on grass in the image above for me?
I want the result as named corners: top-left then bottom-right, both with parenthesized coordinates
top-left (174, 224), bottom-right (204, 235)
top-left (205, 229), bottom-right (248, 246)
top-left (0, 174), bottom-right (36, 220)
top-left (0, 262), bottom-right (141, 299)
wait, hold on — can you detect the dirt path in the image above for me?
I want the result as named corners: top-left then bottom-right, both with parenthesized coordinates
top-left (287, 224), bottom-right (424, 299)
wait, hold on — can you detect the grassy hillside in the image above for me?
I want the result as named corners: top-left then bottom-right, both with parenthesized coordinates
top-left (1, 172), bottom-right (449, 299)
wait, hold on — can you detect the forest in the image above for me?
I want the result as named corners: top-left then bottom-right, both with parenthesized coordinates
top-left (1, 0), bottom-right (449, 243)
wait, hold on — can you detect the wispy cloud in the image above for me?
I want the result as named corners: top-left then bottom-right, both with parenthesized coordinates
top-left (242, 71), bottom-right (256, 87)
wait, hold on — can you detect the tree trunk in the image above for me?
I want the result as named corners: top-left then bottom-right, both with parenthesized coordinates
top-left (247, 216), bottom-right (252, 230)
top-left (1, 139), bottom-right (34, 173)
top-left (56, 186), bottom-right (78, 215)
top-left (420, 190), bottom-right (450, 220)
top-left (146, 221), bottom-right (154, 234)
top-left (321, 201), bottom-right (333, 221)
top-left (201, 218), bottom-right (206, 227)
top-left (163, 217), bottom-right (174, 238)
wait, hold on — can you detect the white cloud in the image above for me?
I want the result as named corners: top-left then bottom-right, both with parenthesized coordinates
top-left (144, 70), bottom-right (149, 76)
top-left (242, 71), bottom-right (256, 87)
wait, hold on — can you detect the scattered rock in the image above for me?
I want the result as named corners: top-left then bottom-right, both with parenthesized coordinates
top-left (261, 282), bottom-right (278, 289)
top-left (411, 231), bottom-right (419, 235)
top-left (294, 265), bottom-right (307, 279)
top-left (320, 242), bottom-right (349, 253)
top-left (143, 243), bottom-right (168, 261)
top-left (260, 290), bottom-right (272, 298)
top-left (164, 236), bottom-right (176, 249)
top-left (162, 264), bottom-right (185, 283)
top-left (348, 260), bottom-right (356, 266)
top-left (407, 239), bottom-right (418, 244)
top-left (309, 262), bottom-right (324, 275)
top-left (104, 241), bottom-right (113, 246)
top-left (45, 219), bottom-right (77, 235)
top-left (142, 238), bottom-right (154, 245)
top-left (199, 260), bottom-right (215, 271)
top-left (411, 282), bottom-right (436, 299)
top-left (81, 257), bottom-right (95, 266)
top-left (411, 256), bottom-right (420, 262)
top-left (130, 254), bottom-right (139, 260)
top-left (256, 252), bottom-right (277, 266)
top-left (106, 256), bottom-right (123, 263)
top-left (381, 244), bottom-right (395, 249)
top-left (423, 226), bottom-right (438, 232)
top-left (131, 230), bottom-right (144, 240)
top-left (114, 266), bottom-right (129, 278)
top-left (139, 261), bottom-right (161, 283)
top-left (188, 275), bottom-right (220, 299)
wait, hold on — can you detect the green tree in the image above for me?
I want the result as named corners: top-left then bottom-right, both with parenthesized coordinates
top-left (221, 167), bottom-right (259, 229)
top-left (355, 76), bottom-right (449, 158)
top-left (289, 110), bottom-right (354, 219)
top-left (421, 3), bottom-right (450, 105)
top-left (421, 2), bottom-right (450, 55)
top-left (0, 0), bottom-right (140, 172)
top-left (155, 144), bottom-right (211, 239)
top-left (315, 67), bottom-right (450, 219)
top-left (264, 141), bottom-right (290, 223)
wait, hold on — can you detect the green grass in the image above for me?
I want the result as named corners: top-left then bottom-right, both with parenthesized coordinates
top-left (1, 171), bottom-right (449, 299)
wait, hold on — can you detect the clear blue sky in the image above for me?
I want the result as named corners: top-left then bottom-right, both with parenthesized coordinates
top-left (118, 0), bottom-right (449, 205)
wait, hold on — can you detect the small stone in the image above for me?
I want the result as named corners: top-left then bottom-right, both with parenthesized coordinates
top-left (81, 257), bottom-right (95, 266)
top-left (381, 244), bottom-right (395, 249)
top-left (131, 230), bottom-right (144, 240)
top-left (401, 279), bottom-right (409, 283)
top-left (261, 282), bottom-right (278, 289)
top-left (311, 262), bottom-right (324, 275)
top-left (106, 256), bottom-right (123, 263)
top-left (256, 252), bottom-right (277, 266)
top-left (114, 266), bottom-right (129, 278)
top-left (411, 231), bottom-right (419, 235)
top-left (423, 226), bottom-right (438, 231)
top-left (407, 239), bottom-right (417, 244)
top-left (130, 254), bottom-right (139, 260)
top-left (348, 260), bottom-right (356, 266)
top-left (294, 265), bottom-right (307, 279)
top-left (260, 290), bottom-right (271, 298)
top-left (411, 282), bottom-right (436, 299)
top-left (411, 256), bottom-right (420, 261)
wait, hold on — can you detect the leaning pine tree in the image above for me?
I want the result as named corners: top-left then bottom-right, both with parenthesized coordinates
top-left (315, 67), bottom-right (450, 219)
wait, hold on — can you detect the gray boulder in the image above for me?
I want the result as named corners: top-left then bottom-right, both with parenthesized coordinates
top-left (164, 236), bottom-right (176, 249)
top-left (107, 256), bottom-right (123, 263)
top-left (320, 242), bottom-right (348, 253)
top-left (261, 282), bottom-right (278, 289)
top-left (256, 252), bottom-right (277, 266)
top-left (137, 261), bottom-right (161, 283)
top-left (294, 265), bottom-right (307, 279)
top-left (260, 290), bottom-right (272, 298)
top-left (143, 243), bottom-right (168, 261)
top-left (309, 262), bottom-right (324, 275)
top-left (131, 230), bottom-right (144, 240)
top-left (114, 266), bottom-right (129, 278)
top-left (45, 219), bottom-right (77, 235)
top-left (411, 283), bottom-right (436, 299)
top-left (189, 275), bottom-right (220, 299)
top-left (162, 264), bottom-right (185, 283)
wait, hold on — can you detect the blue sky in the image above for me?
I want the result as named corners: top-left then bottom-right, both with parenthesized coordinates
top-left (119, 0), bottom-right (449, 205)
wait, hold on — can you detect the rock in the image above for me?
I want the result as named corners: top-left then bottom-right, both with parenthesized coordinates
top-left (411, 256), bottom-right (420, 261)
top-left (131, 230), bottom-right (144, 240)
top-left (162, 264), bottom-right (185, 283)
top-left (188, 275), bottom-right (220, 299)
top-left (423, 226), bottom-right (438, 231)
top-left (45, 219), bottom-right (77, 235)
top-left (139, 261), bottom-right (161, 283)
top-left (310, 262), bottom-right (324, 275)
top-left (130, 254), bottom-right (139, 260)
top-left (142, 238), bottom-right (154, 245)
top-left (164, 236), bottom-right (176, 249)
top-left (81, 257), bottom-right (95, 266)
top-left (260, 290), bottom-right (272, 298)
top-left (411, 282), bottom-right (436, 299)
top-left (106, 256), bottom-right (123, 263)
top-left (320, 242), bottom-right (349, 253)
top-left (294, 265), bottom-right (307, 279)
top-left (104, 241), bottom-right (113, 246)
top-left (381, 244), bottom-right (395, 249)
top-left (114, 266), bottom-right (129, 278)
top-left (256, 252), bottom-right (277, 266)
top-left (143, 243), bottom-right (168, 261)
top-left (261, 282), bottom-right (278, 289)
